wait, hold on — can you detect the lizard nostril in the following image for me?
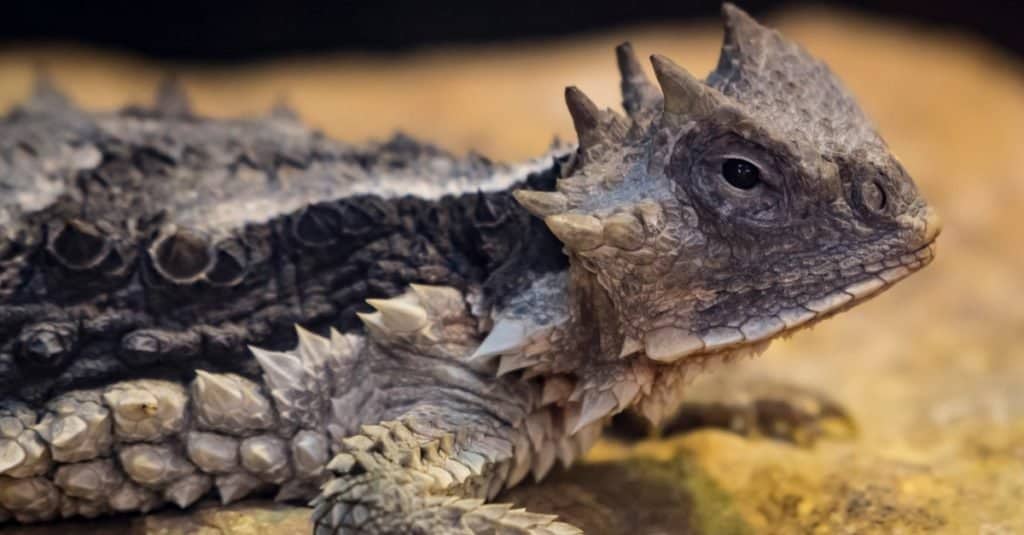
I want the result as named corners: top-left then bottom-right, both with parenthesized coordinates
top-left (922, 206), bottom-right (942, 243)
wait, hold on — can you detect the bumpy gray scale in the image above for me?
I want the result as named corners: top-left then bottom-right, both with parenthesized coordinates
top-left (0, 4), bottom-right (939, 533)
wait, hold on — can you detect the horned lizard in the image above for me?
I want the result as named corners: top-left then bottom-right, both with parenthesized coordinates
top-left (0, 5), bottom-right (939, 533)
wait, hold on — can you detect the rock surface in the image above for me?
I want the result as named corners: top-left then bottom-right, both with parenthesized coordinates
top-left (2, 5), bottom-right (1023, 534)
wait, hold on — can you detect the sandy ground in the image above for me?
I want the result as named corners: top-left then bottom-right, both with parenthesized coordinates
top-left (2, 5), bottom-right (1023, 534)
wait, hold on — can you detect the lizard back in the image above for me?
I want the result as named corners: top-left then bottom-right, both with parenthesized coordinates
top-left (0, 88), bottom-right (567, 403)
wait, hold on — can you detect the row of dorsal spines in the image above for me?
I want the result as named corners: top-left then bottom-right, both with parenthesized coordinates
top-left (19, 72), bottom-right (300, 121)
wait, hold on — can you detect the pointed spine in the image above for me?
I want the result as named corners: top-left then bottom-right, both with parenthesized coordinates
top-left (616, 42), bottom-right (661, 119)
top-left (650, 54), bottom-right (723, 119)
top-left (563, 86), bottom-right (627, 163)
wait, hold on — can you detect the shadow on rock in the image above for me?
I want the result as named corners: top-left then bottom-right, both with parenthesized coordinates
top-left (501, 454), bottom-right (752, 535)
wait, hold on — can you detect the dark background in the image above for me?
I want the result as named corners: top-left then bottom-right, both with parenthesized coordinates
top-left (1, 0), bottom-right (1021, 61)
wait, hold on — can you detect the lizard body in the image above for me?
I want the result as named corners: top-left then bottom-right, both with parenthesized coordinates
top-left (0, 5), bottom-right (939, 532)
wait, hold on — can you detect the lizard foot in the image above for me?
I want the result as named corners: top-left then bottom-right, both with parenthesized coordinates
top-left (608, 376), bottom-right (856, 448)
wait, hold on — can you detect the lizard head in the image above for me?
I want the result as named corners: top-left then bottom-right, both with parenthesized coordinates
top-left (515, 4), bottom-right (939, 369)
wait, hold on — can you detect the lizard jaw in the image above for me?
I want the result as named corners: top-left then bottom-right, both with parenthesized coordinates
top-left (642, 242), bottom-right (936, 364)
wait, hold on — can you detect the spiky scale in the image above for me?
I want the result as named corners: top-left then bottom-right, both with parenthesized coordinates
top-left (239, 435), bottom-right (291, 484)
top-left (574, 390), bottom-right (618, 433)
top-left (513, 190), bottom-right (569, 218)
top-left (544, 213), bottom-right (604, 252)
top-left (365, 298), bottom-right (428, 332)
top-left (191, 371), bottom-right (274, 433)
top-left (564, 86), bottom-right (603, 149)
top-left (119, 443), bottom-right (195, 488)
top-left (35, 398), bottom-right (112, 463)
top-left (53, 459), bottom-right (122, 502)
top-left (650, 54), bottom-right (724, 118)
top-left (103, 380), bottom-right (188, 442)
top-left (0, 477), bottom-right (60, 522)
top-left (186, 431), bottom-right (239, 474)
top-left (108, 482), bottom-right (161, 514)
top-left (164, 473), bottom-right (212, 509)
top-left (291, 430), bottom-right (329, 479)
top-left (471, 319), bottom-right (529, 360)
top-left (215, 472), bottom-right (264, 505)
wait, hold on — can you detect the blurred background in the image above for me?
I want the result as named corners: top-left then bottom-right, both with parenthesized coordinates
top-left (4, 1), bottom-right (1024, 534)
top-left (4, 0), bottom-right (1024, 59)
top-left (2, 0), bottom-right (1024, 163)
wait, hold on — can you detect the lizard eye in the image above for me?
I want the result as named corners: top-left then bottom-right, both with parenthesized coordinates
top-left (861, 180), bottom-right (887, 212)
top-left (721, 158), bottom-right (761, 190)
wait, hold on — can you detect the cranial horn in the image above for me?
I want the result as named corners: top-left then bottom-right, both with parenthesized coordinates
top-left (711, 4), bottom-right (779, 87)
top-left (565, 86), bottom-right (603, 151)
top-left (615, 42), bottom-right (661, 120)
top-left (721, 3), bottom-right (766, 56)
top-left (650, 54), bottom-right (723, 119)
top-left (564, 86), bottom-right (628, 161)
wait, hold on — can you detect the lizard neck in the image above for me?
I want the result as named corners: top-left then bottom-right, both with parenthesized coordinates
top-left (478, 260), bottom-right (693, 432)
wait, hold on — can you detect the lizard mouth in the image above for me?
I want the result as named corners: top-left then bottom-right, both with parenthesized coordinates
top-left (772, 240), bottom-right (937, 335)
top-left (642, 241), bottom-right (937, 364)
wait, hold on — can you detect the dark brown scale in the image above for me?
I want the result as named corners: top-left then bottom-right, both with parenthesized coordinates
top-left (119, 327), bottom-right (202, 367)
top-left (47, 219), bottom-right (111, 270)
top-left (292, 203), bottom-right (346, 247)
top-left (0, 86), bottom-right (567, 404)
top-left (16, 321), bottom-right (77, 369)
top-left (205, 239), bottom-right (249, 287)
top-left (148, 229), bottom-right (214, 284)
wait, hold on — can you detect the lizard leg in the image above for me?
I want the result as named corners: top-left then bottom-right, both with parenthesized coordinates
top-left (608, 374), bottom-right (855, 447)
top-left (310, 284), bottom-right (585, 534)
top-left (311, 420), bottom-right (582, 535)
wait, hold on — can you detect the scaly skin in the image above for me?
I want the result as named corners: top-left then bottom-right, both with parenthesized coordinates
top-left (0, 5), bottom-right (939, 533)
